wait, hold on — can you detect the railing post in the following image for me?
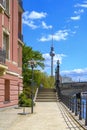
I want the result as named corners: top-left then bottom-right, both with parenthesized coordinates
top-left (75, 95), bottom-right (78, 116)
top-left (65, 96), bottom-right (67, 106)
top-left (82, 101), bottom-right (84, 119)
top-left (85, 96), bottom-right (87, 126)
top-left (79, 93), bottom-right (82, 120)
top-left (66, 96), bottom-right (69, 108)
top-left (82, 102), bottom-right (84, 119)
top-left (72, 97), bottom-right (74, 113)
top-left (68, 96), bottom-right (70, 108)
top-left (69, 97), bottom-right (72, 110)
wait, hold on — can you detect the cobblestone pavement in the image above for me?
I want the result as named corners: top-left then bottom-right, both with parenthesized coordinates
top-left (0, 102), bottom-right (84, 130)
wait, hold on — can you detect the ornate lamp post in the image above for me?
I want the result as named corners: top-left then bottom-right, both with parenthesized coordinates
top-left (55, 60), bottom-right (60, 99)
top-left (28, 59), bottom-right (36, 114)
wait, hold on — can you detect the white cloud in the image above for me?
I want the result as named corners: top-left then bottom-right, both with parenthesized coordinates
top-left (23, 11), bottom-right (47, 20)
top-left (42, 21), bottom-right (52, 29)
top-left (75, 3), bottom-right (87, 8)
top-left (22, 11), bottom-right (41, 29)
top-left (54, 54), bottom-right (66, 64)
top-left (39, 35), bottom-right (51, 42)
top-left (72, 31), bottom-right (76, 34)
top-left (39, 30), bottom-right (69, 42)
top-left (61, 68), bottom-right (87, 81)
top-left (42, 53), bottom-right (66, 75)
top-left (28, 11), bottom-right (47, 19)
top-left (22, 11), bottom-right (52, 30)
top-left (74, 9), bottom-right (84, 14)
top-left (22, 11), bottom-right (29, 20)
top-left (22, 19), bottom-right (38, 29)
top-left (70, 15), bottom-right (80, 20)
top-left (74, 26), bottom-right (79, 29)
top-left (43, 53), bottom-right (66, 68)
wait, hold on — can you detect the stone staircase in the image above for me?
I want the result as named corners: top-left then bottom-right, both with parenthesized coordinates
top-left (36, 88), bottom-right (57, 102)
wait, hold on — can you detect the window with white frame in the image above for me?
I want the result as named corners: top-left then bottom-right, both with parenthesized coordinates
top-left (3, 0), bottom-right (9, 14)
top-left (3, 33), bottom-right (9, 60)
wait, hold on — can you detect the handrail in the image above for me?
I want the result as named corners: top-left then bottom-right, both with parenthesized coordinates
top-left (61, 93), bottom-right (87, 127)
top-left (33, 87), bottom-right (39, 103)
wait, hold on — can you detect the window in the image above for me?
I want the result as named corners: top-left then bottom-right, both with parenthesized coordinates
top-left (3, 33), bottom-right (9, 60)
top-left (3, 0), bottom-right (9, 14)
top-left (18, 43), bottom-right (22, 67)
top-left (3, 0), bottom-right (6, 8)
top-left (18, 12), bottom-right (23, 41)
top-left (5, 79), bottom-right (10, 102)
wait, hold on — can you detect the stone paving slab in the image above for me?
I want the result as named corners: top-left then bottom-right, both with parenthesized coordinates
top-left (9, 102), bottom-right (68, 130)
top-left (0, 102), bottom-right (83, 130)
top-left (0, 107), bottom-right (30, 130)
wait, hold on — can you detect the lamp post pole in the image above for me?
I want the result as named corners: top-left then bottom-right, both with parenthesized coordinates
top-left (56, 60), bottom-right (60, 99)
top-left (31, 65), bottom-right (34, 114)
top-left (28, 59), bottom-right (36, 114)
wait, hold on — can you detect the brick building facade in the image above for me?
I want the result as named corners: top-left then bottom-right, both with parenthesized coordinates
top-left (0, 0), bottom-right (24, 108)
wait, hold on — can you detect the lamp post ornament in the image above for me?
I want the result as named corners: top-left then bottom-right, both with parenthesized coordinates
top-left (28, 59), bottom-right (36, 114)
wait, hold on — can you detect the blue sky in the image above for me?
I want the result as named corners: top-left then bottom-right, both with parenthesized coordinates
top-left (22, 0), bottom-right (87, 81)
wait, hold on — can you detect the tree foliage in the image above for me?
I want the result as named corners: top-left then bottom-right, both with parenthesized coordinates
top-left (22, 44), bottom-right (45, 87)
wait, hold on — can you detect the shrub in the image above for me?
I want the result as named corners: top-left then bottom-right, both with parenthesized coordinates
top-left (19, 93), bottom-right (32, 107)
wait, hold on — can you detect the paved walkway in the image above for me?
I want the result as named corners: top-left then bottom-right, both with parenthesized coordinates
top-left (0, 102), bottom-right (84, 130)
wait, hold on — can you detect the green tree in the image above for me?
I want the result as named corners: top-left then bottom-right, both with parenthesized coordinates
top-left (48, 76), bottom-right (55, 88)
top-left (22, 44), bottom-right (45, 87)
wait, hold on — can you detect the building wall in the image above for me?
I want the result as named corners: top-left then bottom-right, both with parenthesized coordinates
top-left (62, 76), bottom-right (73, 83)
top-left (0, 76), bottom-right (18, 108)
top-left (0, 69), bottom-right (23, 108)
top-left (0, 0), bottom-right (24, 108)
top-left (0, 14), bottom-right (2, 48)
top-left (11, 0), bottom-right (18, 63)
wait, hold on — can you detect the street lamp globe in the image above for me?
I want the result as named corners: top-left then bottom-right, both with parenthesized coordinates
top-left (28, 59), bottom-right (36, 68)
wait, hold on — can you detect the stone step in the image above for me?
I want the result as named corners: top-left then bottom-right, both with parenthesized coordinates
top-left (36, 99), bottom-right (57, 102)
top-left (36, 97), bottom-right (57, 99)
top-left (38, 91), bottom-right (56, 93)
top-left (36, 88), bottom-right (57, 102)
top-left (39, 89), bottom-right (55, 91)
top-left (37, 95), bottom-right (56, 98)
top-left (37, 94), bottom-right (56, 96)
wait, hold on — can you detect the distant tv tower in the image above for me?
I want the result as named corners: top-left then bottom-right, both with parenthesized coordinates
top-left (50, 34), bottom-right (55, 76)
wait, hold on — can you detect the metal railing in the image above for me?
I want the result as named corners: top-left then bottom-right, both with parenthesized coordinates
top-left (60, 93), bottom-right (87, 127)
top-left (0, 48), bottom-right (6, 64)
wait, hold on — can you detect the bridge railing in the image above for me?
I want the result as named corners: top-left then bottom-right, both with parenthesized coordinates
top-left (60, 93), bottom-right (87, 126)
